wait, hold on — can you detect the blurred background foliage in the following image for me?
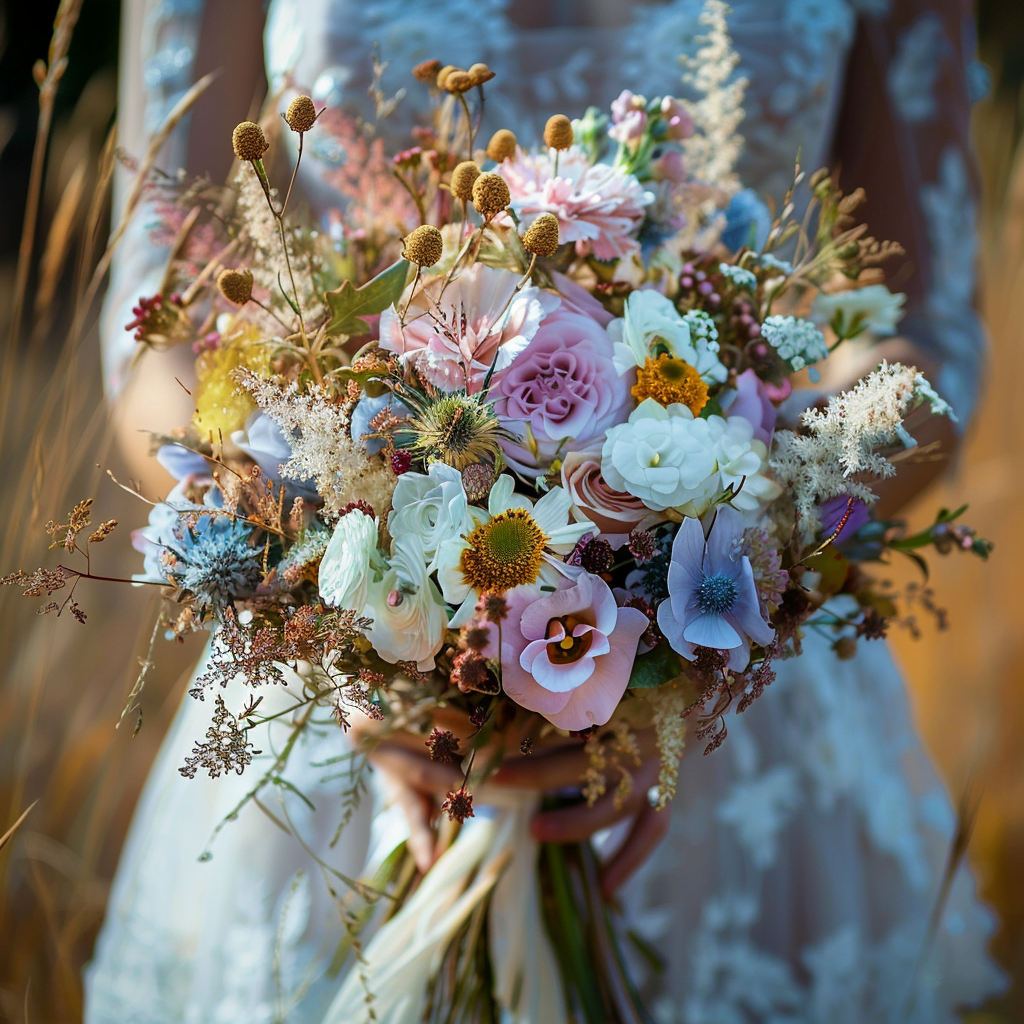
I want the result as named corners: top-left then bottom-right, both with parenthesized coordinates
top-left (0, 1), bottom-right (1021, 1020)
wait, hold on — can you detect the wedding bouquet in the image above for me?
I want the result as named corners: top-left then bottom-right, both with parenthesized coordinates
top-left (4, 4), bottom-right (991, 1021)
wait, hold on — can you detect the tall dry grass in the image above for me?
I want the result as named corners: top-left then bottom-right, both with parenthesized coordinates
top-left (0, 7), bottom-right (1020, 1024)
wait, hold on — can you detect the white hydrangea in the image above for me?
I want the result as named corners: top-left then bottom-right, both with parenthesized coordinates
top-left (761, 315), bottom-right (829, 371)
top-left (718, 262), bottom-right (757, 290)
top-left (610, 289), bottom-right (727, 383)
top-left (601, 398), bottom-right (776, 517)
top-left (812, 284), bottom-right (906, 338)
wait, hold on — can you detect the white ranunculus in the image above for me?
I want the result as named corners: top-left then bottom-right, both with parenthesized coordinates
top-left (364, 535), bottom-right (448, 672)
top-left (608, 289), bottom-right (726, 382)
top-left (704, 416), bottom-right (781, 511)
top-left (388, 463), bottom-right (484, 571)
top-left (601, 399), bottom-right (777, 517)
top-left (318, 510), bottom-right (384, 610)
top-left (813, 284), bottom-right (906, 337)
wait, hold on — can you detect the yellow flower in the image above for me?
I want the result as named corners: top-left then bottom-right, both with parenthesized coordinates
top-left (460, 508), bottom-right (548, 593)
top-left (631, 354), bottom-right (709, 414)
top-left (193, 327), bottom-right (272, 437)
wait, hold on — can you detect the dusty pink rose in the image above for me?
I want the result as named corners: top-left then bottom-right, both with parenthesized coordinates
top-left (378, 264), bottom-right (557, 392)
top-left (492, 309), bottom-right (631, 477)
top-left (659, 96), bottom-right (694, 141)
top-left (503, 147), bottom-right (652, 261)
top-left (560, 449), bottom-right (653, 544)
top-left (724, 369), bottom-right (777, 447)
top-left (499, 573), bottom-right (649, 732)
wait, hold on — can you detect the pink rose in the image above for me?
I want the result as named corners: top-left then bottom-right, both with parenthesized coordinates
top-left (492, 309), bottom-right (632, 478)
top-left (560, 450), bottom-right (653, 545)
top-left (724, 369), bottom-right (777, 447)
top-left (659, 97), bottom-right (694, 141)
top-left (499, 574), bottom-right (649, 732)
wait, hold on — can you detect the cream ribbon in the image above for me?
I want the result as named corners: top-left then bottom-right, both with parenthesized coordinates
top-left (321, 787), bottom-right (568, 1024)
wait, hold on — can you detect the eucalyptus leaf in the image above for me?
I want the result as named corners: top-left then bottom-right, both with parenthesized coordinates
top-left (325, 259), bottom-right (410, 337)
top-left (628, 643), bottom-right (684, 689)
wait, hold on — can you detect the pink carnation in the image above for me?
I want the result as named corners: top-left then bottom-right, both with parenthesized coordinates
top-left (378, 264), bottom-right (557, 392)
top-left (502, 147), bottom-right (652, 261)
top-left (498, 574), bottom-right (649, 732)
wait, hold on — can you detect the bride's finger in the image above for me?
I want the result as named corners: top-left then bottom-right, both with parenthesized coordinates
top-left (369, 743), bottom-right (463, 796)
top-left (529, 758), bottom-right (660, 842)
top-left (599, 802), bottom-right (672, 898)
top-left (379, 770), bottom-right (437, 873)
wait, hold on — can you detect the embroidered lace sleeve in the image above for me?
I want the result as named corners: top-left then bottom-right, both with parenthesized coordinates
top-left (832, 0), bottom-right (986, 424)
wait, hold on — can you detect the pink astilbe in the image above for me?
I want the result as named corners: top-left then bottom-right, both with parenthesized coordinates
top-left (502, 147), bottom-right (652, 261)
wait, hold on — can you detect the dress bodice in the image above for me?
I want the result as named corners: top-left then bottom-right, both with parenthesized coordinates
top-left (263, 0), bottom-right (864, 205)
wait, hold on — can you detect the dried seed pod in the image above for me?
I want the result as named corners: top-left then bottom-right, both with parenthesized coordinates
top-left (521, 213), bottom-right (560, 257)
top-left (471, 172), bottom-right (511, 219)
top-left (413, 58), bottom-right (442, 82)
top-left (450, 160), bottom-right (481, 201)
top-left (467, 62), bottom-right (495, 86)
top-left (486, 128), bottom-right (517, 163)
top-left (231, 121), bottom-right (268, 161)
top-left (543, 114), bottom-right (574, 151)
top-left (402, 225), bottom-right (444, 267)
top-left (435, 64), bottom-right (461, 90)
top-left (444, 70), bottom-right (474, 95)
top-left (284, 95), bottom-right (317, 133)
top-left (217, 267), bottom-right (254, 305)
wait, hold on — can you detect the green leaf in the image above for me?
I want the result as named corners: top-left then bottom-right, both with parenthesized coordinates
top-left (324, 259), bottom-right (410, 337)
top-left (627, 643), bottom-right (684, 689)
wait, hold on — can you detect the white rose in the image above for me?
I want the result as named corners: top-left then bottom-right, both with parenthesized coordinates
top-left (813, 284), bottom-right (906, 337)
top-left (601, 399), bottom-right (720, 514)
top-left (364, 535), bottom-right (448, 672)
top-left (705, 416), bottom-right (781, 511)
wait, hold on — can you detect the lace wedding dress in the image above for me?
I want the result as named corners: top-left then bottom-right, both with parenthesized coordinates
top-left (87, 1), bottom-right (1006, 1021)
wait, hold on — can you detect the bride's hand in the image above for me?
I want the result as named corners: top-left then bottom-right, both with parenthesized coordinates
top-left (350, 712), bottom-right (670, 898)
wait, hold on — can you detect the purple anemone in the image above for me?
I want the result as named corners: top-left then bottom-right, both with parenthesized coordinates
top-left (656, 506), bottom-right (774, 671)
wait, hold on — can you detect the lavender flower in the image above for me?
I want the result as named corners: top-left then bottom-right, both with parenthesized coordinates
top-left (656, 507), bottom-right (774, 671)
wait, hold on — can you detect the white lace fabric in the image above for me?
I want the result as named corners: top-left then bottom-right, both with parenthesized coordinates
top-left (88, 1), bottom-right (1004, 1020)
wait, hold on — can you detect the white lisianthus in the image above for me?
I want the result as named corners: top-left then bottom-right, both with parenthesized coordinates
top-left (609, 289), bottom-right (727, 383)
top-left (601, 399), bottom-right (776, 517)
top-left (812, 284), bottom-right (906, 338)
top-left (364, 535), bottom-right (448, 672)
top-left (435, 474), bottom-right (594, 626)
top-left (318, 510), bottom-right (385, 610)
top-left (388, 463), bottom-right (485, 571)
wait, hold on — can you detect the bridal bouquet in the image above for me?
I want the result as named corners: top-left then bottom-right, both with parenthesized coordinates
top-left (5, 4), bottom-right (990, 1021)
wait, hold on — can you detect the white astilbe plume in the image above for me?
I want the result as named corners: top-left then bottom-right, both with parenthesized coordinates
top-left (234, 369), bottom-right (396, 517)
top-left (680, 0), bottom-right (747, 194)
top-left (771, 362), bottom-right (946, 537)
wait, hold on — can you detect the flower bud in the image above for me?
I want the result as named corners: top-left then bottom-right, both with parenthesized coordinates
top-left (435, 64), bottom-right (461, 90)
top-left (231, 121), bottom-right (268, 162)
top-left (444, 70), bottom-right (474, 95)
top-left (467, 62), bottom-right (495, 86)
top-left (402, 224), bottom-right (444, 267)
top-left (543, 114), bottom-right (574, 151)
top-left (413, 58), bottom-right (442, 83)
top-left (471, 172), bottom-right (511, 219)
top-left (521, 213), bottom-right (560, 257)
top-left (284, 95), bottom-right (317, 133)
top-left (486, 128), bottom-right (517, 163)
top-left (450, 160), bottom-right (481, 201)
top-left (217, 267), bottom-right (253, 306)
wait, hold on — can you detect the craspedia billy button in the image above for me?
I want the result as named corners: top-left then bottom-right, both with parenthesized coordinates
top-left (232, 121), bottom-right (268, 162)
top-left (217, 268), bottom-right (254, 306)
top-left (450, 161), bottom-right (481, 201)
top-left (471, 172), bottom-right (511, 219)
top-left (444, 70), bottom-right (474, 95)
top-left (486, 129), bottom-right (517, 163)
top-left (284, 95), bottom-right (317, 133)
top-left (413, 58), bottom-right (442, 83)
top-left (402, 225), bottom-right (444, 267)
top-left (435, 64), bottom-right (461, 90)
top-left (543, 114), bottom-right (574, 151)
top-left (521, 213), bottom-right (560, 257)
top-left (467, 63), bottom-right (495, 86)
